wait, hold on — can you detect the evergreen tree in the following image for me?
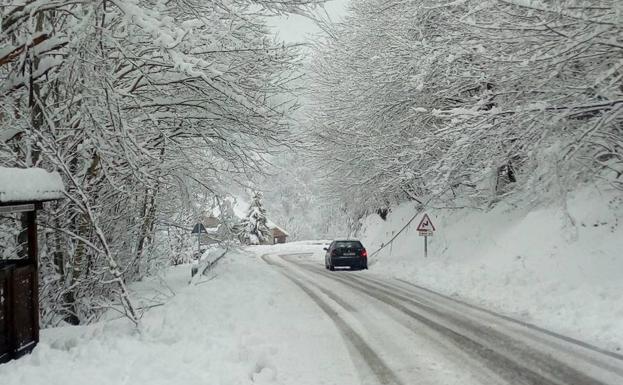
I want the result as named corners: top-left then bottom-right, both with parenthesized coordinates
top-left (238, 192), bottom-right (272, 245)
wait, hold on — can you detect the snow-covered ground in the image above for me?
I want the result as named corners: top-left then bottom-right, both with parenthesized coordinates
top-left (246, 240), bottom-right (330, 261)
top-left (2, 193), bottom-right (621, 383)
top-left (0, 249), bottom-right (356, 385)
top-left (357, 185), bottom-right (623, 353)
top-left (250, 213), bottom-right (623, 354)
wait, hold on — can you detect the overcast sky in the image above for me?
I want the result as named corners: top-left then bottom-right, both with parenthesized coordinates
top-left (266, 0), bottom-right (350, 43)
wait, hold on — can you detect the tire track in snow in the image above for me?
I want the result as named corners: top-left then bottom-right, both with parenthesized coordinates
top-left (360, 274), bottom-right (623, 377)
top-left (289, 258), bottom-right (614, 385)
top-left (343, 272), bottom-right (623, 380)
top-left (391, 277), bottom-right (623, 365)
top-left (261, 255), bottom-right (405, 385)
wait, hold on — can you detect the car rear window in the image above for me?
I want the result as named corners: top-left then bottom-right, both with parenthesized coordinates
top-left (335, 241), bottom-right (363, 249)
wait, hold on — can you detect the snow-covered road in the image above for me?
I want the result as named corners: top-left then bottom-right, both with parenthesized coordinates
top-left (2, 245), bottom-right (622, 385)
top-left (263, 251), bottom-right (623, 385)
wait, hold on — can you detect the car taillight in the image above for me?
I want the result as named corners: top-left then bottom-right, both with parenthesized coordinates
top-left (361, 249), bottom-right (367, 258)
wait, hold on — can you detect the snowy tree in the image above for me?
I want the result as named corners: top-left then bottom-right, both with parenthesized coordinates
top-left (0, 0), bottom-right (326, 325)
top-left (258, 150), bottom-right (349, 239)
top-left (237, 191), bottom-right (272, 245)
top-left (213, 197), bottom-right (240, 244)
top-left (308, 0), bottom-right (623, 224)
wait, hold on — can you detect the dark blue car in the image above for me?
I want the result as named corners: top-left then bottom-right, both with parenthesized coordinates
top-left (324, 240), bottom-right (368, 270)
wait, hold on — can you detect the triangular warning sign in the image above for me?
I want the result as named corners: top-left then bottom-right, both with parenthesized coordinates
top-left (191, 223), bottom-right (207, 234)
top-left (416, 213), bottom-right (436, 232)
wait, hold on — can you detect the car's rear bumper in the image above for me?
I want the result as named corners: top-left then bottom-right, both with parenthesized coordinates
top-left (332, 257), bottom-right (366, 267)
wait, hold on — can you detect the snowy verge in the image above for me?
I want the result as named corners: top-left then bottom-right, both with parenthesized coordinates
top-left (358, 185), bottom-right (623, 353)
top-left (189, 245), bottom-right (228, 283)
top-left (245, 240), bottom-right (331, 261)
top-left (0, 249), bottom-right (353, 385)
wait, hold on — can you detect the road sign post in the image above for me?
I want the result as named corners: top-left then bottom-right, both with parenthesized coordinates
top-left (416, 214), bottom-right (436, 258)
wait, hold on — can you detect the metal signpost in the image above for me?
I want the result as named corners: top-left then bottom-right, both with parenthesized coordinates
top-left (416, 213), bottom-right (436, 258)
top-left (191, 223), bottom-right (207, 254)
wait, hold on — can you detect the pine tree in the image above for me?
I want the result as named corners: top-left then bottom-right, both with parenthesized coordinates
top-left (238, 191), bottom-right (272, 245)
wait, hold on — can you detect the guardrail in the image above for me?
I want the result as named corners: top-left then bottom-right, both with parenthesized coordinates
top-left (190, 247), bottom-right (229, 285)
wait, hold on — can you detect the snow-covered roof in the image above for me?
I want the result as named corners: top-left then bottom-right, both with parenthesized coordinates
top-left (206, 224), bottom-right (221, 234)
top-left (272, 225), bottom-right (289, 237)
top-left (0, 167), bottom-right (64, 204)
top-left (267, 220), bottom-right (289, 236)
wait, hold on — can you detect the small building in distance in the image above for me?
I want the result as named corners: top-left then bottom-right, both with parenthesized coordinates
top-left (203, 216), bottom-right (219, 228)
top-left (201, 216), bottom-right (222, 246)
top-left (268, 223), bottom-right (289, 244)
top-left (228, 198), bottom-right (290, 245)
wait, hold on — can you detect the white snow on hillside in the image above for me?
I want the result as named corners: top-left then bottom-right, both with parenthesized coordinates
top-left (358, 185), bottom-right (623, 353)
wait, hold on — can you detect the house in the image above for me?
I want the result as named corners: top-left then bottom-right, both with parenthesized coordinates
top-left (202, 213), bottom-right (289, 245)
top-left (202, 216), bottom-right (221, 245)
top-left (196, 216), bottom-right (226, 246)
top-left (268, 222), bottom-right (289, 244)
top-left (228, 198), bottom-right (290, 245)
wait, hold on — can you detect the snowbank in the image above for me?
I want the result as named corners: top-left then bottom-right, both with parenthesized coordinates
top-left (0, 249), bottom-right (354, 385)
top-left (359, 185), bottom-right (623, 353)
top-left (246, 239), bottom-right (330, 261)
top-left (0, 167), bottom-right (64, 203)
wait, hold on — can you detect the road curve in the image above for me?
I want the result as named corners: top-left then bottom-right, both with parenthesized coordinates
top-left (263, 253), bottom-right (623, 385)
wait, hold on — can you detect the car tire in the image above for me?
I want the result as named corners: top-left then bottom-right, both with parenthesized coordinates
top-left (329, 265), bottom-right (335, 271)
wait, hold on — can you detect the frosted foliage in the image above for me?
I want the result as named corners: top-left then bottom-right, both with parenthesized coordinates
top-left (0, 0), bottom-right (320, 325)
top-left (259, 153), bottom-right (350, 240)
top-left (308, 0), bottom-right (623, 221)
